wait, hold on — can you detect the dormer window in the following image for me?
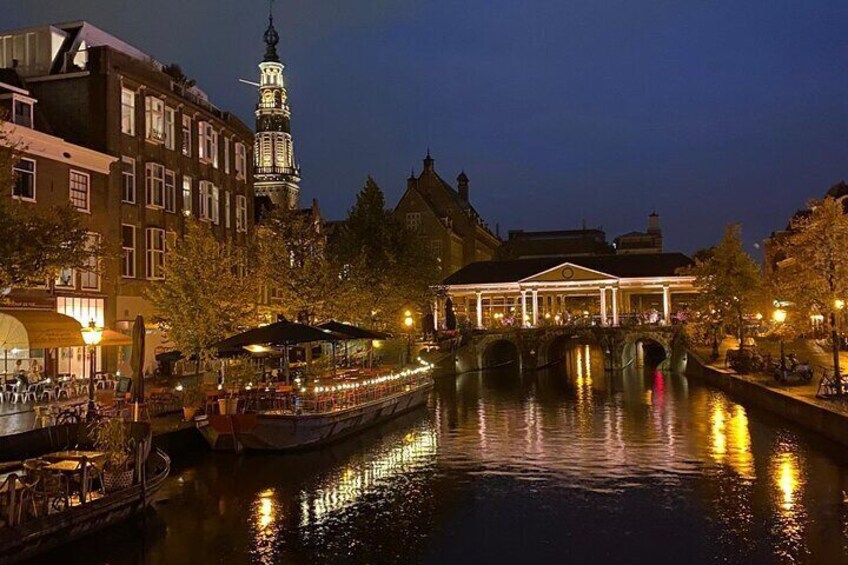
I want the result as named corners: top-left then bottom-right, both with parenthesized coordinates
top-left (12, 96), bottom-right (32, 128)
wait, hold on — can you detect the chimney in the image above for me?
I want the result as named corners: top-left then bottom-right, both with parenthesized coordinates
top-left (647, 211), bottom-right (661, 234)
top-left (457, 171), bottom-right (469, 202)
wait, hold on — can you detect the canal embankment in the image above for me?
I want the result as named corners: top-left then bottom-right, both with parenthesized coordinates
top-left (686, 349), bottom-right (848, 448)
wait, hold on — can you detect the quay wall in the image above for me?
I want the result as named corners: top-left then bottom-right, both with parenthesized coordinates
top-left (686, 351), bottom-right (848, 448)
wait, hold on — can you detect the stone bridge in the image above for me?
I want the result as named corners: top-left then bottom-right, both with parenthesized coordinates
top-left (453, 325), bottom-right (688, 374)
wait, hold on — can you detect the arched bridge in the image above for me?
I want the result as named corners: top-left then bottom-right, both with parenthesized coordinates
top-left (453, 325), bottom-right (688, 374)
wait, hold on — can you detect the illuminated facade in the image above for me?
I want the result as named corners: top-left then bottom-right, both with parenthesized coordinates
top-left (253, 12), bottom-right (300, 209)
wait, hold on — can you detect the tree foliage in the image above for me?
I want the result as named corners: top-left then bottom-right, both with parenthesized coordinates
top-left (256, 205), bottom-right (346, 324)
top-left (146, 218), bottom-right (258, 360)
top-left (328, 177), bottom-right (439, 329)
top-left (770, 197), bottom-right (848, 335)
top-left (684, 224), bottom-right (764, 344)
top-left (0, 125), bottom-right (94, 291)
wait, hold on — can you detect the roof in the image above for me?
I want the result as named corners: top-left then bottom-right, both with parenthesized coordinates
top-left (443, 253), bottom-right (693, 285)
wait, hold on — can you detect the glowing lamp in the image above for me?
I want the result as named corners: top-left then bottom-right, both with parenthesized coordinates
top-left (403, 316), bottom-right (414, 328)
top-left (244, 344), bottom-right (271, 354)
top-left (81, 320), bottom-right (103, 347)
top-left (836, 299), bottom-right (845, 311)
top-left (772, 309), bottom-right (787, 324)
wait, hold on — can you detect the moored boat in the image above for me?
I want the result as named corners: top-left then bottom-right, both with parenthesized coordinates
top-left (0, 422), bottom-right (170, 564)
top-left (198, 365), bottom-right (433, 451)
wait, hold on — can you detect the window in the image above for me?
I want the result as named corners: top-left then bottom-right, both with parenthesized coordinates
top-left (211, 185), bottom-right (220, 224)
top-left (181, 114), bottom-right (191, 156)
top-left (121, 156), bottom-right (135, 203)
top-left (235, 142), bottom-right (247, 178)
top-left (145, 163), bottom-right (165, 208)
top-left (182, 175), bottom-right (192, 215)
top-left (69, 170), bottom-right (90, 212)
top-left (144, 96), bottom-right (165, 142)
top-left (121, 87), bottom-right (135, 135)
top-left (146, 228), bottom-right (165, 280)
top-left (224, 137), bottom-right (231, 174)
top-left (224, 190), bottom-right (231, 228)
top-left (405, 212), bottom-right (421, 231)
top-left (12, 158), bottom-right (35, 200)
top-left (198, 122), bottom-right (218, 167)
top-left (236, 195), bottom-right (248, 232)
top-left (121, 224), bottom-right (136, 278)
top-left (55, 268), bottom-right (74, 289)
top-left (12, 96), bottom-right (32, 128)
top-left (199, 181), bottom-right (212, 220)
top-left (164, 170), bottom-right (176, 212)
top-left (80, 233), bottom-right (100, 290)
top-left (430, 239), bottom-right (442, 256)
top-left (164, 106), bottom-right (176, 150)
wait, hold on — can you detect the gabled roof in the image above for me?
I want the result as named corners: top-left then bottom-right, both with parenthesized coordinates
top-left (443, 253), bottom-right (693, 285)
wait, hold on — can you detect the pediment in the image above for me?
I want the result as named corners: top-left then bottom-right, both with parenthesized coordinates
top-left (521, 262), bottom-right (616, 283)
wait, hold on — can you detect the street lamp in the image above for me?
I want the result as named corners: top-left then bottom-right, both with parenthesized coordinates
top-left (81, 320), bottom-right (103, 421)
top-left (403, 311), bottom-right (414, 364)
top-left (773, 308), bottom-right (787, 374)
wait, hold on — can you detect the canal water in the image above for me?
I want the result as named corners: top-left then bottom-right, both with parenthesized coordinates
top-left (40, 345), bottom-right (848, 564)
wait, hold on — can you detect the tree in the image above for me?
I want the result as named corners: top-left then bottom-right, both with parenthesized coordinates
top-left (146, 218), bottom-right (258, 369)
top-left (684, 224), bottom-right (764, 348)
top-left (256, 205), bottom-right (346, 324)
top-left (770, 197), bottom-right (848, 378)
top-left (329, 177), bottom-right (439, 329)
top-left (0, 124), bottom-right (95, 292)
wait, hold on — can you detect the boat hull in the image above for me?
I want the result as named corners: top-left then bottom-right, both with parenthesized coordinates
top-left (0, 448), bottom-right (170, 564)
top-left (198, 381), bottom-right (433, 451)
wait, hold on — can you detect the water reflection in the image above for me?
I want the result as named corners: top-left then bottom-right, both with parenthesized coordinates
top-left (37, 344), bottom-right (848, 565)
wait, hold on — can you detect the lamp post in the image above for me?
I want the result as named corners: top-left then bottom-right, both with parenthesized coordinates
top-left (81, 320), bottom-right (103, 421)
top-left (773, 308), bottom-right (787, 374)
top-left (403, 310), bottom-right (414, 365)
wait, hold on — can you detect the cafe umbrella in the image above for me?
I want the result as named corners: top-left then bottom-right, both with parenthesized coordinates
top-left (130, 315), bottom-right (145, 420)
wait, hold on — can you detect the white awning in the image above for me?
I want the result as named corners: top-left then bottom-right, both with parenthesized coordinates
top-left (0, 309), bottom-right (85, 350)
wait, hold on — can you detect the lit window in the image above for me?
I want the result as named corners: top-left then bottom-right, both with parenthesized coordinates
top-left (199, 181), bottom-right (214, 221)
top-left (235, 142), bottom-right (247, 178)
top-left (12, 96), bottom-right (32, 128)
top-left (69, 170), bottom-right (90, 212)
top-left (164, 170), bottom-right (176, 212)
top-left (224, 137), bottom-right (231, 174)
top-left (12, 158), bottom-right (35, 201)
top-left (121, 87), bottom-right (135, 135)
top-left (145, 96), bottom-right (165, 142)
top-left (182, 175), bottom-right (193, 215)
top-left (121, 224), bottom-right (136, 278)
top-left (181, 114), bottom-right (192, 156)
top-left (198, 122), bottom-right (218, 167)
top-left (55, 267), bottom-right (74, 289)
top-left (80, 233), bottom-right (100, 290)
top-left (145, 163), bottom-right (165, 209)
top-left (164, 106), bottom-right (176, 150)
top-left (211, 185), bottom-right (220, 224)
top-left (121, 156), bottom-right (135, 203)
top-left (146, 228), bottom-right (165, 280)
top-left (224, 190), bottom-right (231, 229)
top-left (405, 212), bottom-right (421, 231)
top-left (236, 195), bottom-right (248, 232)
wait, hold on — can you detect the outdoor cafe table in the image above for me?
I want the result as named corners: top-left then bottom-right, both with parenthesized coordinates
top-left (42, 451), bottom-right (106, 464)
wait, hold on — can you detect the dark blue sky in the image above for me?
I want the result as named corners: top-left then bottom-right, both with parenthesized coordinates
top-left (10, 0), bottom-right (848, 254)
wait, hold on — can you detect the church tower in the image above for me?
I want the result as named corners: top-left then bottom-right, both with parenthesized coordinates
top-left (254, 8), bottom-right (301, 208)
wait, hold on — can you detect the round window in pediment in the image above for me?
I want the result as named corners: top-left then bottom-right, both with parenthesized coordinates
top-left (561, 267), bottom-right (574, 280)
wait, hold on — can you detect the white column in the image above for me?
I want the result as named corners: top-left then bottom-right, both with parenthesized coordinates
top-left (611, 287), bottom-right (619, 326)
top-left (531, 289), bottom-right (539, 327)
top-left (600, 287), bottom-right (608, 326)
top-left (476, 292), bottom-right (483, 329)
top-left (519, 290), bottom-right (527, 326)
top-left (433, 298), bottom-right (440, 329)
top-left (662, 286), bottom-right (671, 324)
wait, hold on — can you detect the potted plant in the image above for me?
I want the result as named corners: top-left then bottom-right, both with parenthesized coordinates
top-left (91, 418), bottom-right (135, 492)
top-left (176, 381), bottom-right (205, 421)
top-left (218, 357), bottom-right (253, 415)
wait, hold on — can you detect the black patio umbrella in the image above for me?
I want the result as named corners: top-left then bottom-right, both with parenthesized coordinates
top-left (316, 320), bottom-right (391, 341)
top-left (213, 320), bottom-right (341, 352)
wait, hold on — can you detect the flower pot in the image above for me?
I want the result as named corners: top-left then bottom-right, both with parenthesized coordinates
top-left (103, 469), bottom-right (134, 492)
top-left (183, 406), bottom-right (198, 421)
top-left (217, 398), bottom-right (238, 415)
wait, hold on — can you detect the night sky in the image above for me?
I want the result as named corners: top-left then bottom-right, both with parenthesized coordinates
top-left (7, 1), bottom-right (848, 254)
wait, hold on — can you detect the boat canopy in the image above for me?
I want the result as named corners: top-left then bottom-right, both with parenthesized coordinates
top-left (212, 320), bottom-right (343, 356)
top-left (316, 320), bottom-right (390, 341)
top-left (0, 309), bottom-right (85, 350)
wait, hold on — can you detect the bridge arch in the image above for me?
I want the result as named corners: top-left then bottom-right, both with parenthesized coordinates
top-left (480, 337), bottom-right (522, 371)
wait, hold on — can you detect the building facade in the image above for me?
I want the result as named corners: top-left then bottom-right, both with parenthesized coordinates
top-left (1, 21), bottom-right (255, 372)
top-left (394, 152), bottom-right (501, 275)
top-left (253, 13), bottom-right (300, 209)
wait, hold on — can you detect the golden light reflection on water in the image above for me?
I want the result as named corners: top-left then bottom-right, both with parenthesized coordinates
top-left (250, 488), bottom-right (281, 565)
top-left (771, 448), bottom-right (806, 559)
top-left (708, 396), bottom-right (754, 480)
top-left (299, 429), bottom-right (438, 527)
